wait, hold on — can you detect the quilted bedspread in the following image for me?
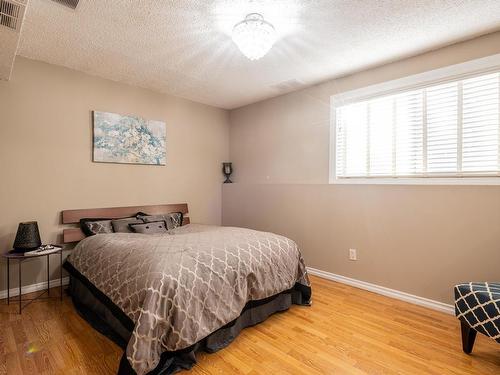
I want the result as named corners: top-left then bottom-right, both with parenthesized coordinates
top-left (66, 224), bottom-right (311, 374)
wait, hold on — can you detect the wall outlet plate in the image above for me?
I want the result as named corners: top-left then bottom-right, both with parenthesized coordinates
top-left (349, 248), bottom-right (357, 261)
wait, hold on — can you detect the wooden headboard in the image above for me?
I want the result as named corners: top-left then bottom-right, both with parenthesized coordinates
top-left (61, 203), bottom-right (190, 243)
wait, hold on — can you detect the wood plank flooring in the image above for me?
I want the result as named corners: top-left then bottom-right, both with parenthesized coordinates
top-left (0, 275), bottom-right (498, 374)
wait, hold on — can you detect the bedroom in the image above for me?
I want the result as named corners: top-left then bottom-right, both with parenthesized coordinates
top-left (0, 0), bottom-right (499, 374)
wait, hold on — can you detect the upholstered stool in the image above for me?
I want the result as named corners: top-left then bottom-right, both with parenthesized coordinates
top-left (454, 282), bottom-right (500, 353)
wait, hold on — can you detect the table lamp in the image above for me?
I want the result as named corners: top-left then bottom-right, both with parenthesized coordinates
top-left (13, 221), bottom-right (42, 253)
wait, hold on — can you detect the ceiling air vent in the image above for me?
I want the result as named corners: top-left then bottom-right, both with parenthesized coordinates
top-left (0, 0), bottom-right (23, 31)
top-left (271, 79), bottom-right (305, 92)
top-left (51, 0), bottom-right (79, 9)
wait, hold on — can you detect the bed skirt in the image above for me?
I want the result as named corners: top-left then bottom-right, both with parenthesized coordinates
top-left (65, 262), bottom-right (312, 374)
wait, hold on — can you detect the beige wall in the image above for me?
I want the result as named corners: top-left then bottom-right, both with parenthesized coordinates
top-left (224, 32), bottom-right (500, 304)
top-left (0, 57), bottom-right (229, 291)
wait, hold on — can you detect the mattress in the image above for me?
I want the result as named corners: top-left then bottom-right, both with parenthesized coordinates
top-left (64, 224), bottom-right (311, 374)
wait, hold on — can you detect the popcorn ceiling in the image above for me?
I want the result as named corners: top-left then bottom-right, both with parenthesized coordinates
top-left (13, 0), bottom-right (500, 109)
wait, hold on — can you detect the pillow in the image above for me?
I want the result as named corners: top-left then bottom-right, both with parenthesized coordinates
top-left (137, 212), bottom-right (183, 230)
top-left (80, 218), bottom-right (114, 236)
top-left (112, 217), bottom-right (143, 233)
top-left (129, 221), bottom-right (168, 234)
top-left (168, 212), bottom-right (183, 229)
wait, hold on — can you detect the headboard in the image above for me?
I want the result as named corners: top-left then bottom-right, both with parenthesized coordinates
top-left (61, 203), bottom-right (190, 243)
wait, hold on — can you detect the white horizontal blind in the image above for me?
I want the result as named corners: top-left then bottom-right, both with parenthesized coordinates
top-left (395, 89), bottom-right (423, 175)
top-left (462, 73), bottom-right (499, 173)
top-left (426, 82), bottom-right (458, 173)
top-left (335, 71), bottom-right (500, 179)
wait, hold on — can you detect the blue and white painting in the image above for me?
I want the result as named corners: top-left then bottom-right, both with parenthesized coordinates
top-left (93, 111), bottom-right (166, 165)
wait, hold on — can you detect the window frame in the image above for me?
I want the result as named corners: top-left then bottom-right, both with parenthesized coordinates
top-left (329, 53), bottom-right (500, 185)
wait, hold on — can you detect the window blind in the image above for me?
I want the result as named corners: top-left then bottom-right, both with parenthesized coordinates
top-left (335, 71), bottom-right (500, 179)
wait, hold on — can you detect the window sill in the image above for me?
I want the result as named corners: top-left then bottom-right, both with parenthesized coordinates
top-left (330, 177), bottom-right (500, 185)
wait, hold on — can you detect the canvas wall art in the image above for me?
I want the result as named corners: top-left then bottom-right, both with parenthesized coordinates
top-left (93, 111), bottom-right (166, 165)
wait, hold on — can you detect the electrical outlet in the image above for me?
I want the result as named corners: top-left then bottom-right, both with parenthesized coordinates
top-left (349, 248), bottom-right (357, 261)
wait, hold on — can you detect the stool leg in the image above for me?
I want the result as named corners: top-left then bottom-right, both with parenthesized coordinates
top-left (7, 258), bottom-right (10, 305)
top-left (60, 250), bottom-right (63, 301)
top-left (460, 320), bottom-right (477, 354)
top-left (47, 255), bottom-right (50, 297)
top-left (18, 261), bottom-right (22, 314)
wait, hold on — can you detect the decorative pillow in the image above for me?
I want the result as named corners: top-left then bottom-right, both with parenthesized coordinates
top-left (168, 212), bottom-right (183, 229)
top-left (129, 221), bottom-right (168, 234)
top-left (137, 212), bottom-right (183, 230)
top-left (80, 218), bottom-right (114, 236)
top-left (111, 217), bottom-right (143, 233)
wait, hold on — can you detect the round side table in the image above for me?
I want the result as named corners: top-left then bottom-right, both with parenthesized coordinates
top-left (2, 247), bottom-right (63, 314)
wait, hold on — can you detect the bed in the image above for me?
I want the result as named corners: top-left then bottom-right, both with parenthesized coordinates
top-left (61, 204), bottom-right (312, 375)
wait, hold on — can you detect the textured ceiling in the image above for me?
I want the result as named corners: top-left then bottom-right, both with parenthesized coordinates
top-left (17, 0), bottom-right (500, 109)
top-left (0, 0), bottom-right (27, 80)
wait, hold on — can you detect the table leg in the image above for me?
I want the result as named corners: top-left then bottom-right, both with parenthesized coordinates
top-left (18, 260), bottom-right (21, 314)
top-left (60, 251), bottom-right (63, 301)
top-left (47, 254), bottom-right (50, 297)
top-left (7, 258), bottom-right (9, 305)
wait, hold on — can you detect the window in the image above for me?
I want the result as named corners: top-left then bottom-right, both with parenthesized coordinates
top-left (331, 59), bottom-right (500, 185)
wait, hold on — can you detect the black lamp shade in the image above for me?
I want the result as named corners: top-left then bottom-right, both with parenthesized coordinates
top-left (13, 221), bottom-right (42, 252)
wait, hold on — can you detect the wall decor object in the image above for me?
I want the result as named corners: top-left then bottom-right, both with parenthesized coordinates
top-left (93, 111), bottom-right (166, 165)
top-left (222, 162), bottom-right (233, 183)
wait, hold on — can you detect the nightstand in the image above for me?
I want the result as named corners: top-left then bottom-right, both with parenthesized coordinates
top-left (2, 247), bottom-right (63, 313)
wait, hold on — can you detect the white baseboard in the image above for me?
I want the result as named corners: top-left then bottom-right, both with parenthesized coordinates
top-left (307, 267), bottom-right (454, 315)
top-left (0, 276), bottom-right (70, 300)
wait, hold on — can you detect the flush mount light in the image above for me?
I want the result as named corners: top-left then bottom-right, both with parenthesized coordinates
top-left (232, 13), bottom-right (276, 61)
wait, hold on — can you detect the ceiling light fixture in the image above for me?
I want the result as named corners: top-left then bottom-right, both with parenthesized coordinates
top-left (232, 13), bottom-right (276, 61)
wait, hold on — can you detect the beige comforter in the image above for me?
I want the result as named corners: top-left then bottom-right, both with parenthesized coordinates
top-left (67, 224), bottom-right (310, 374)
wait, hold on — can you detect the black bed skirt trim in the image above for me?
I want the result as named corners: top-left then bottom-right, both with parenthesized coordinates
top-left (63, 261), bottom-right (135, 332)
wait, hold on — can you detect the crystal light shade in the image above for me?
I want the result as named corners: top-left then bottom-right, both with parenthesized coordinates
top-left (232, 13), bottom-right (276, 61)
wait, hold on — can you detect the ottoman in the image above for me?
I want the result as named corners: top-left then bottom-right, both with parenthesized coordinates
top-left (454, 282), bottom-right (500, 353)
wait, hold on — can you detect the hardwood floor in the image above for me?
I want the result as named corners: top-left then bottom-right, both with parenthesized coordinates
top-left (1, 276), bottom-right (498, 374)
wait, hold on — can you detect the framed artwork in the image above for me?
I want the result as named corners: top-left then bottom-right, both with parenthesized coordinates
top-left (92, 111), bottom-right (166, 165)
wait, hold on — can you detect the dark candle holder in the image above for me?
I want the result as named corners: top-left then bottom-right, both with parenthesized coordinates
top-left (222, 162), bottom-right (233, 183)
